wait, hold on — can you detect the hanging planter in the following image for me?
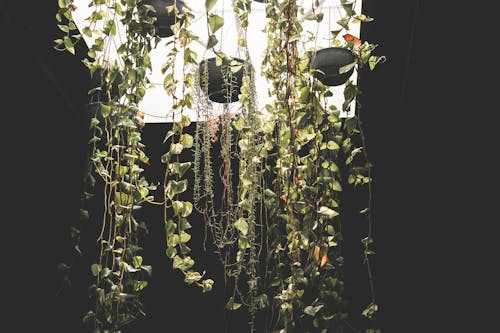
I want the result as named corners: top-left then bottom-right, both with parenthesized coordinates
top-left (145, 0), bottom-right (185, 38)
top-left (198, 57), bottom-right (246, 103)
top-left (311, 47), bottom-right (356, 86)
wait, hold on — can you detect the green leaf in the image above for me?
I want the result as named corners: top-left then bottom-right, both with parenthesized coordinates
top-left (115, 192), bottom-right (133, 206)
top-left (91, 264), bottom-right (102, 276)
top-left (234, 218), bottom-right (249, 236)
top-left (208, 14), bottom-right (224, 34)
top-left (262, 120), bottom-right (275, 134)
top-left (318, 206), bottom-right (339, 218)
top-left (132, 256), bottom-right (143, 269)
top-left (362, 303), bottom-right (379, 319)
top-left (326, 225), bottom-right (335, 235)
top-left (179, 243), bottom-right (191, 255)
top-left (181, 115), bottom-right (191, 127)
top-left (82, 310), bottom-right (95, 324)
top-left (330, 180), bottom-right (342, 192)
top-left (141, 265), bottom-right (153, 276)
top-left (207, 34), bottom-right (218, 49)
top-left (299, 86), bottom-right (310, 103)
top-left (58, 24), bottom-right (69, 32)
top-left (168, 233), bottom-right (180, 247)
top-left (180, 133), bottom-right (194, 148)
top-left (205, 0), bottom-right (217, 12)
top-left (179, 231), bottom-right (191, 243)
top-left (172, 255), bottom-right (195, 270)
top-left (368, 55), bottom-right (385, 70)
top-left (163, 130), bottom-right (175, 143)
top-left (179, 218), bottom-right (192, 231)
top-left (165, 247), bottom-right (177, 258)
top-left (134, 281), bottom-right (148, 291)
top-left (100, 267), bottom-right (111, 278)
top-left (172, 201), bottom-right (193, 217)
top-left (165, 220), bottom-right (177, 236)
top-left (170, 162), bottom-right (191, 177)
top-left (226, 297), bottom-right (242, 310)
top-left (339, 62), bottom-right (355, 75)
top-left (121, 261), bottom-right (139, 273)
top-left (170, 142), bottom-right (184, 154)
top-left (80, 208), bottom-right (89, 221)
top-left (113, 2), bottom-right (124, 15)
top-left (58, 0), bottom-right (66, 8)
top-left (337, 17), bottom-right (349, 30)
top-left (166, 179), bottom-right (188, 200)
top-left (184, 271), bottom-right (202, 284)
top-left (304, 304), bottom-right (324, 316)
top-left (63, 36), bottom-right (74, 55)
top-left (342, 3), bottom-right (356, 16)
top-left (361, 237), bottom-right (373, 245)
top-left (327, 140), bottom-right (340, 150)
top-left (105, 20), bottom-right (116, 36)
top-left (233, 115), bottom-right (245, 131)
top-left (180, 201), bottom-right (193, 217)
top-left (202, 279), bottom-right (214, 292)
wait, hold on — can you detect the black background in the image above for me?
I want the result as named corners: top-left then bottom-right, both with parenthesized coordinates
top-left (1, 1), bottom-right (491, 332)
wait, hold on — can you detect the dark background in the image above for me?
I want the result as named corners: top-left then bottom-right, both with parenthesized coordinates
top-left (1, 1), bottom-right (490, 332)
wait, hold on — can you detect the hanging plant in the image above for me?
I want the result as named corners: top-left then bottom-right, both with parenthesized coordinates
top-left (160, 0), bottom-right (214, 292)
top-left (144, 0), bottom-right (186, 37)
top-left (311, 46), bottom-right (356, 86)
top-left (259, 0), bottom-right (385, 331)
top-left (55, 0), bottom-right (158, 331)
top-left (192, 0), bottom-right (242, 276)
top-left (56, 0), bottom-right (385, 332)
top-left (198, 56), bottom-right (246, 103)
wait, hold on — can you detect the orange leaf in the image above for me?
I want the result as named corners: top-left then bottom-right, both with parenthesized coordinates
top-left (343, 33), bottom-right (361, 45)
top-left (314, 245), bottom-right (320, 262)
top-left (137, 111), bottom-right (145, 119)
top-left (320, 253), bottom-right (328, 267)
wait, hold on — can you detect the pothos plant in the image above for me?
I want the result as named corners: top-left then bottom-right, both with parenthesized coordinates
top-left (55, 0), bottom-right (212, 331)
top-left (160, 0), bottom-right (214, 292)
top-left (55, 0), bottom-right (159, 331)
top-left (55, 0), bottom-right (384, 332)
top-left (258, 0), bottom-right (384, 332)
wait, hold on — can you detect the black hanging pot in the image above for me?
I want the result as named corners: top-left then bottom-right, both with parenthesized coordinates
top-left (198, 57), bottom-right (246, 103)
top-left (311, 47), bottom-right (356, 86)
top-left (144, 0), bottom-right (185, 38)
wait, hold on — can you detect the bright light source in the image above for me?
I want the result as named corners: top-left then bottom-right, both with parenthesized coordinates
top-left (72, 0), bottom-right (362, 123)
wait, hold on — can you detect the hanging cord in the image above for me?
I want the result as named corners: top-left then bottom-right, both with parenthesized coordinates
top-left (230, 0), bottom-right (246, 59)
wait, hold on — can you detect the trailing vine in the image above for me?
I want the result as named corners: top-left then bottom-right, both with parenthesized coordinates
top-left (161, 0), bottom-right (214, 292)
top-left (225, 2), bottom-right (270, 332)
top-left (193, 0), bottom-right (242, 278)
top-left (260, 0), bottom-right (385, 331)
top-left (56, 1), bottom-right (384, 332)
top-left (56, 0), bottom-right (159, 331)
